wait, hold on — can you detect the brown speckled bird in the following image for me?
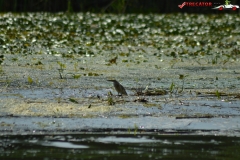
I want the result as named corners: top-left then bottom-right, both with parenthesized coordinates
top-left (107, 80), bottom-right (128, 96)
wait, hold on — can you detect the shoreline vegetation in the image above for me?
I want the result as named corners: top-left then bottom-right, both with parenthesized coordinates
top-left (0, 0), bottom-right (239, 13)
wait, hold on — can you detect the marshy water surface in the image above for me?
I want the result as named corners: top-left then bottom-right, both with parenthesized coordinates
top-left (0, 13), bottom-right (240, 159)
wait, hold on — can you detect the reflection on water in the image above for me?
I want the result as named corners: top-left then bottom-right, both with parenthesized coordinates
top-left (42, 141), bottom-right (89, 149)
top-left (0, 134), bottom-right (240, 159)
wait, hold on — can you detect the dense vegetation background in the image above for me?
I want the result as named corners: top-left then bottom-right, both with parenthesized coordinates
top-left (0, 0), bottom-right (239, 13)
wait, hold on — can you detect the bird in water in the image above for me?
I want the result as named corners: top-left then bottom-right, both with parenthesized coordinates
top-left (107, 80), bottom-right (128, 96)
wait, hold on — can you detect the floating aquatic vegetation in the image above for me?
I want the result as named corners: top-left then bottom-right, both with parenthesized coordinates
top-left (0, 13), bottom-right (238, 60)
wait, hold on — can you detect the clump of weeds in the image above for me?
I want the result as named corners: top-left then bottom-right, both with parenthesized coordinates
top-left (107, 91), bottom-right (115, 105)
top-left (57, 61), bottom-right (66, 79)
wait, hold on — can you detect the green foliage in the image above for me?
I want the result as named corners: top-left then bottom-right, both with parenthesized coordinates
top-left (69, 98), bottom-right (78, 104)
top-left (57, 62), bottom-right (66, 69)
top-left (0, 67), bottom-right (3, 74)
top-left (216, 90), bottom-right (220, 99)
top-left (134, 123), bottom-right (138, 136)
top-left (34, 61), bottom-right (43, 65)
top-left (73, 74), bottom-right (81, 79)
top-left (169, 82), bottom-right (175, 93)
top-left (57, 62), bottom-right (66, 79)
top-left (179, 74), bottom-right (188, 93)
top-left (107, 97), bottom-right (115, 105)
top-left (27, 76), bottom-right (33, 84)
top-left (107, 56), bottom-right (118, 66)
top-left (100, 0), bottom-right (124, 13)
top-left (211, 56), bottom-right (218, 64)
top-left (84, 72), bottom-right (99, 76)
top-left (67, 0), bottom-right (73, 12)
top-left (0, 55), bottom-right (4, 65)
top-left (107, 91), bottom-right (115, 105)
top-left (12, 58), bottom-right (18, 62)
top-left (62, 53), bottom-right (74, 58)
top-left (179, 74), bottom-right (185, 80)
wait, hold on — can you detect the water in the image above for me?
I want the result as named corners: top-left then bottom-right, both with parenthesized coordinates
top-left (1, 134), bottom-right (240, 159)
